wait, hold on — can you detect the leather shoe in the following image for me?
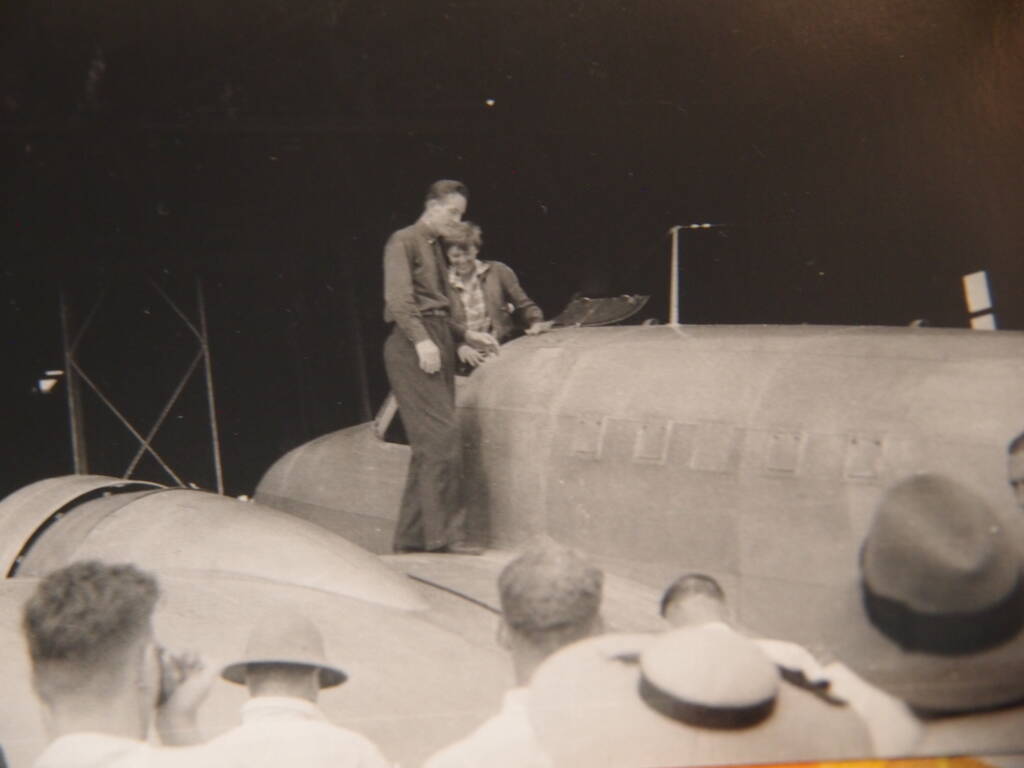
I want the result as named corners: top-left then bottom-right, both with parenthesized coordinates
top-left (442, 542), bottom-right (484, 556)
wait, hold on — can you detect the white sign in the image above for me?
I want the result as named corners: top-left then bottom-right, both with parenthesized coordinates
top-left (963, 270), bottom-right (993, 314)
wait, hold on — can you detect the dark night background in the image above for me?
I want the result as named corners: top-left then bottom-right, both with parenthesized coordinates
top-left (2, 0), bottom-right (1023, 499)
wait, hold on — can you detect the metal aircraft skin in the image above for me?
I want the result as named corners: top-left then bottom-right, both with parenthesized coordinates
top-left (0, 475), bottom-right (664, 767)
top-left (4, 324), bottom-right (1024, 765)
top-left (255, 324), bottom-right (1024, 726)
top-left (0, 476), bottom-right (515, 768)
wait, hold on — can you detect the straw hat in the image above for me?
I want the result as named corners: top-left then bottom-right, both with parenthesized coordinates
top-left (832, 473), bottom-right (1024, 714)
top-left (221, 608), bottom-right (347, 688)
top-left (529, 627), bottom-right (870, 767)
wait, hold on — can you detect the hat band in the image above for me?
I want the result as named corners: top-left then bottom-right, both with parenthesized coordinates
top-left (638, 677), bottom-right (776, 730)
top-left (862, 571), bottom-right (1024, 655)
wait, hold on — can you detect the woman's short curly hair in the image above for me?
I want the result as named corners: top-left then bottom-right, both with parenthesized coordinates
top-left (444, 221), bottom-right (483, 249)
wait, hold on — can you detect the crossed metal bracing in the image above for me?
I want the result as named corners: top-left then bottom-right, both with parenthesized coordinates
top-left (60, 279), bottom-right (224, 494)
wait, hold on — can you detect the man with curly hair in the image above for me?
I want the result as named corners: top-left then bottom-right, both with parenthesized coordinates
top-left (23, 560), bottom-right (215, 768)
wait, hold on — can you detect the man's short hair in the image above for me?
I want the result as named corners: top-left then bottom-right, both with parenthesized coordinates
top-left (425, 179), bottom-right (468, 205)
top-left (1009, 430), bottom-right (1024, 456)
top-left (659, 573), bottom-right (726, 617)
top-left (498, 540), bottom-right (602, 643)
top-left (23, 560), bottom-right (159, 668)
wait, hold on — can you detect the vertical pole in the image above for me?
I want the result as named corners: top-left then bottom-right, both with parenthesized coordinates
top-left (197, 279), bottom-right (225, 494)
top-left (60, 292), bottom-right (88, 473)
top-left (669, 226), bottom-right (682, 326)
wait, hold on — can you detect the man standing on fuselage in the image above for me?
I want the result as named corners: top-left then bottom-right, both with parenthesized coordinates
top-left (383, 179), bottom-right (497, 555)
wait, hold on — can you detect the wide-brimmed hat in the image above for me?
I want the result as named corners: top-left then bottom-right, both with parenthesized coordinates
top-left (832, 473), bottom-right (1024, 714)
top-left (528, 627), bottom-right (870, 767)
top-left (221, 608), bottom-right (347, 688)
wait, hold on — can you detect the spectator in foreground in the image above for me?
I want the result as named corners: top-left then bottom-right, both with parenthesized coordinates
top-left (833, 473), bottom-right (1024, 756)
top-left (424, 539), bottom-right (604, 768)
top-left (23, 560), bottom-right (216, 768)
top-left (209, 608), bottom-right (391, 768)
top-left (528, 623), bottom-right (871, 767)
top-left (659, 571), bottom-right (918, 755)
top-left (659, 572), bottom-right (828, 680)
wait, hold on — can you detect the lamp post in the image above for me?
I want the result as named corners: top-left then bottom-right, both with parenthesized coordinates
top-left (668, 223), bottom-right (718, 326)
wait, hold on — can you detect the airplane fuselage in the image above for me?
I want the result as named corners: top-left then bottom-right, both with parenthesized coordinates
top-left (256, 324), bottom-right (1024, 662)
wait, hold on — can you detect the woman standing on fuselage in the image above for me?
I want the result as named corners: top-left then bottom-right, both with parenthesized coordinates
top-left (444, 221), bottom-right (552, 370)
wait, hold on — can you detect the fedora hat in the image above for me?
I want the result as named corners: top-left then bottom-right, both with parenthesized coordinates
top-left (833, 473), bottom-right (1024, 714)
top-left (221, 608), bottom-right (347, 688)
top-left (528, 627), bottom-right (870, 768)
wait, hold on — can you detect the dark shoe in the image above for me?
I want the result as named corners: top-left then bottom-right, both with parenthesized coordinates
top-left (442, 542), bottom-right (484, 556)
top-left (393, 545), bottom-right (427, 553)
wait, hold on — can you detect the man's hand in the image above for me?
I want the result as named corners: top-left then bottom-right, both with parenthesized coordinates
top-left (465, 330), bottom-right (499, 354)
top-left (458, 344), bottom-right (487, 367)
top-left (155, 650), bottom-right (217, 746)
top-left (525, 320), bottom-right (554, 335)
top-left (415, 339), bottom-right (442, 374)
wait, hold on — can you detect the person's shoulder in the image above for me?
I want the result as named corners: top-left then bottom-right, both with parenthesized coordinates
top-left (307, 721), bottom-right (388, 753)
top-left (916, 703), bottom-right (1024, 755)
top-left (386, 222), bottom-right (422, 245)
top-left (204, 720), bottom-right (389, 766)
top-left (317, 723), bottom-right (391, 767)
top-left (486, 261), bottom-right (520, 281)
top-left (424, 691), bottom-right (550, 768)
top-left (33, 733), bottom-right (148, 768)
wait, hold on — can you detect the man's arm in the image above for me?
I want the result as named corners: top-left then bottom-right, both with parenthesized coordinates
top-left (446, 312), bottom-right (468, 343)
top-left (496, 263), bottom-right (544, 328)
top-left (383, 233), bottom-right (429, 344)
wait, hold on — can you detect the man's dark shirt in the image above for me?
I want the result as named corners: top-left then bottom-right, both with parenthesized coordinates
top-left (383, 220), bottom-right (466, 344)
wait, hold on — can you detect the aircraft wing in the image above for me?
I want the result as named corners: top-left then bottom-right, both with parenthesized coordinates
top-left (382, 550), bottom-right (670, 635)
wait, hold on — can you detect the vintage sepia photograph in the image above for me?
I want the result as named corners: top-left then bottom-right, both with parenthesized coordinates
top-left (2, 1), bottom-right (1024, 766)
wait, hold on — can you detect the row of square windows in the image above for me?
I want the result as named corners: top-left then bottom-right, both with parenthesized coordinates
top-left (568, 416), bottom-right (888, 479)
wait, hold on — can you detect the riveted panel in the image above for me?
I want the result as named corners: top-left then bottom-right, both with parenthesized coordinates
top-left (632, 421), bottom-right (673, 464)
top-left (571, 414), bottom-right (608, 460)
top-left (844, 434), bottom-right (884, 480)
top-left (764, 431), bottom-right (805, 474)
